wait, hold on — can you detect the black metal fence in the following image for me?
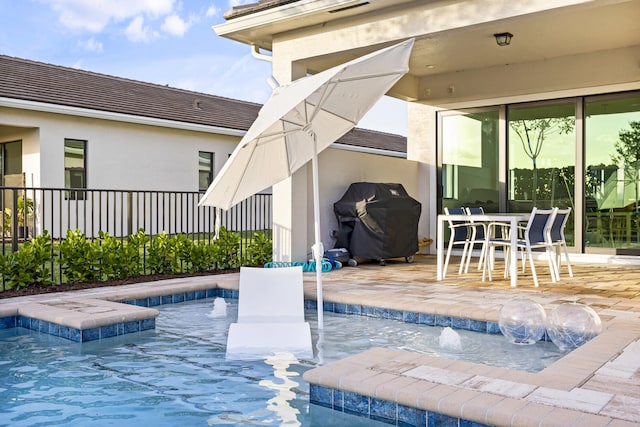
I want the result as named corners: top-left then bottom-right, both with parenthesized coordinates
top-left (0, 186), bottom-right (272, 287)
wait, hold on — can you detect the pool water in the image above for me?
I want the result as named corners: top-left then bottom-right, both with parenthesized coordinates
top-left (0, 298), bottom-right (565, 426)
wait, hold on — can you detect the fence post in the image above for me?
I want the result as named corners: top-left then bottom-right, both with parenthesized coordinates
top-left (127, 191), bottom-right (133, 237)
top-left (11, 189), bottom-right (18, 252)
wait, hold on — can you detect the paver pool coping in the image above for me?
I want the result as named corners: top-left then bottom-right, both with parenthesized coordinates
top-left (0, 272), bottom-right (639, 426)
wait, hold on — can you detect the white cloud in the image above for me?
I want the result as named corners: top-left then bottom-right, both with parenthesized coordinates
top-left (44, 0), bottom-right (177, 32)
top-left (77, 37), bottom-right (103, 53)
top-left (161, 14), bottom-right (189, 37)
top-left (205, 5), bottom-right (220, 18)
top-left (125, 15), bottom-right (159, 42)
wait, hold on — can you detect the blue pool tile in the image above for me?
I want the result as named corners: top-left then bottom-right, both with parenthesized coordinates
top-left (48, 322), bottom-right (60, 336)
top-left (469, 319), bottom-right (487, 333)
top-left (82, 328), bottom-right (100, 342)
top-left (418, 313), bottom-right (435, 326)
top-left (310, 384), bottom-right (333, 408)
top-left (452, 316), bottom-right (470, 330)
top-left (68, 328), bottom-right (82, 342)
top-left (194, 290), bottom-right (206, 300)
top-left (403, 311), bottom-right (419, 323)
top-left (121, 299), bottom-right (135, 306)
top-left (305, 299), bottom-right (317, 310)
top-left (460, 419), bottom-right (492, 427)
top-left (388, 309), bottom-right (403, 321)
top-left (134, 298), bottom-right (149, 307)
top-left (101, 324), bottom-right (117, 338)
top-left (373, 307), bottom-right (389, 319)
top-left (428, 412), bottom-right (458, 427)
top-left (149, 296), bottom-right (161, 307)
top-left (123, 321), bottom-right (140, 334)
top-left (362, 305), bottom-right (376, 317)
top-left (343, 392), bottom-right (369, 416)
top-left (370, 398), bottom-right (396, 423)
top-left (173, 293), bottom-right (185, 303)
top-left (346, 304), bottom-right (362, 315)
top-left (333, 303), bottom-right (347, 314)
top-left (486, 321), bottom-right (501, 335)
top-left (323, 301), bottom-right (335, 312)
top-left (435, 315), bottom-right (452, 327)
top-left (28, 318), bottom-right (39, 332)
top-left (185, 291), bottom-right (196, 301)
top-left (333, 390), bottom-right (344, 411)
top-left (140, 318), bottom-right (155, 331)
top-left (38, 320), bottom-right (49, 334)
top-left (0, 316), bottom-right (16, 329)
top-left (206, 289), bottom-right (217, 298)
top-left (398, 404), bottom-right (426, 427)
top-left (59, 326), bottom-right (71, 340)
top-left (161, 295), bottom-right (173, 305)
top-left (117, 323), bottom-right (125, 335)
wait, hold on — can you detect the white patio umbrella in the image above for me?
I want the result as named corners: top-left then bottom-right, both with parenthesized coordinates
top-left (199, 38), bottom-right (414, 329)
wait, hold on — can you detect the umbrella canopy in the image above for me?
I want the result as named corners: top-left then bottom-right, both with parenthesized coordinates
top-left (199, 38), bottom-right (414, 329)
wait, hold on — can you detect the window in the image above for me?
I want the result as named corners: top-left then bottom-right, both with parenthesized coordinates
top-left (199, 151), bottom-right (214, 191)
top-left (65, 139), bottom-right (86, 200)
top-left (440, 109), bottom-right (500, 212)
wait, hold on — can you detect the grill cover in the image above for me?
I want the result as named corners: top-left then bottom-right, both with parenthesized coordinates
top-left (333, 182), bottom-right (421, 260)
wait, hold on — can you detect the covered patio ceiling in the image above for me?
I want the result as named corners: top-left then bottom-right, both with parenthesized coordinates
top-left (215, 0), bottom-right (640, 101)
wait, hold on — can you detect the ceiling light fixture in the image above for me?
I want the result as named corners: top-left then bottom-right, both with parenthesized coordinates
top-left (493, 32), bottom-right (513, 47)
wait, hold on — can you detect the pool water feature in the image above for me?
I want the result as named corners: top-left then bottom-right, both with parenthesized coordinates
top-left (0, 298), bottom-right (565, 426)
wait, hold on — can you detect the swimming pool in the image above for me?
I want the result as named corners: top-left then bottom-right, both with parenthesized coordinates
top-left (0, 298), bottom-right (565, 426)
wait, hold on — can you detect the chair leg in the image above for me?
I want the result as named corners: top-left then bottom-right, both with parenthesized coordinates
top-left (458, 241), bottom-right (470, 275)
top-left (443, 238), bottom-right (455, 279)
top-left (547, 246), bottom-right (559, 283)
top-left (526, 246), bottom-right (539, 287)
top-left (561, 243), bottom-right (573, 277)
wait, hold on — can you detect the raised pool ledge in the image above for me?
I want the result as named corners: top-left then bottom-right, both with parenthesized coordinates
top-left (17, 298), bottom-right (159, 342)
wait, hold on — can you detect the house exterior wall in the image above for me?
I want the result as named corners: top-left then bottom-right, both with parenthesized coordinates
top-left (218, 0), bottom-right (640, 261)
top-left (315, 148), bottom-right (419, 255)
top-left (0, 106), bottom-right (240, 191)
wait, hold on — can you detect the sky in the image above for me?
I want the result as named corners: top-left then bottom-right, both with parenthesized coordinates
top-left (0, 0), bottom-right (407, 136)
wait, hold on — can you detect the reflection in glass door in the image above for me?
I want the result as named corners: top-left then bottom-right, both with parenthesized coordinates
top-left (585, 95), bottom-right (640, 252)
top-left (507, 103), bottom-right (576, 245)
top-left (440, 109), bottom-right (499, 212)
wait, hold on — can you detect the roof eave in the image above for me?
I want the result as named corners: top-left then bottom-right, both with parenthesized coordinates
top-left (0, 97), bottom-right (247, 137)
top-left (214, 0), bottom-right (369, 50)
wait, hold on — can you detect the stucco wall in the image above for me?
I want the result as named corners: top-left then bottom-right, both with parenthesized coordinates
top-left (313, 148), bottom-right (420, 258)
top-left (0, 107), bottom-right (241, 191)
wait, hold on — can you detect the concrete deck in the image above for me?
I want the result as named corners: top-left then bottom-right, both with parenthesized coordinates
top-left (1, 255), bottom-right (639, 426)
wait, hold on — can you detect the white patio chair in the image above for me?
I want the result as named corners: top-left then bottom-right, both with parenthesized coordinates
top-left (443, 207), bottom-right (472, 277)
top-left (483, 207), bottom-right (558, 287)
top-left (547, 207), bottom-right (573, 280)
top-left (226, 266), bottom-right (313, 359)
top-left (463, 207), bottom-right (488, 273)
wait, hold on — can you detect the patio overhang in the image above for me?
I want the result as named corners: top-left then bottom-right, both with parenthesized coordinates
top-left (214, 0), bottom-right (640, 104)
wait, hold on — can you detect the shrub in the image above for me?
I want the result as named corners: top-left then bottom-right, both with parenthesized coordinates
top-left (59, 229), bottom-right (101, 283)
top-left (246, 231), bottom-right (272, 266)
top-left (0, 231), bottom-right (54, 289)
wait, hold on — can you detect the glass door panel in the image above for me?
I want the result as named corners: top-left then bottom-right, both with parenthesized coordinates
top-left (585, 94), bottom-right (640, 252)
top-left (441, 109), bottom-right (499, 212)
top-left (507, 103), bottom-right (576, 245)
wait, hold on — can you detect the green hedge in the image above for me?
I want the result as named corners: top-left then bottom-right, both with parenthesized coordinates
top-left (0, 227), bottom-right (273, 290)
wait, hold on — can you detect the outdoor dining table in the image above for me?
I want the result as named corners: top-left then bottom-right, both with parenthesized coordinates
top-left (436, 212), bottom-right (531, 287)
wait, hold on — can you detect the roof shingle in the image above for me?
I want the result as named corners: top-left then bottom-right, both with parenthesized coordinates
top-left (0, 55), bottom-right (405, 153)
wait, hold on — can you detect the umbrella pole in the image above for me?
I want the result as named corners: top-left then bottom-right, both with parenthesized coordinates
top-left (311, 134), bottom-right (324, 330)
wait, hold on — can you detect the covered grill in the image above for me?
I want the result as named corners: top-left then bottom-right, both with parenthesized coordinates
top-left (333, 182), bottom-right (421, 264)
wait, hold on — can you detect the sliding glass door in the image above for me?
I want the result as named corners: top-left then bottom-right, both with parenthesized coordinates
top-left (585, 94), bottom-right (640, 253)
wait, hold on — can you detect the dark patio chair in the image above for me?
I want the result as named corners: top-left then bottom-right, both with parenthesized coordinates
top-left (443, 207), bottom-right (471, 278)
top-left (547, 207), bottom-right (573, 280)
top-left (483, 207), bottom-right (558, 287)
